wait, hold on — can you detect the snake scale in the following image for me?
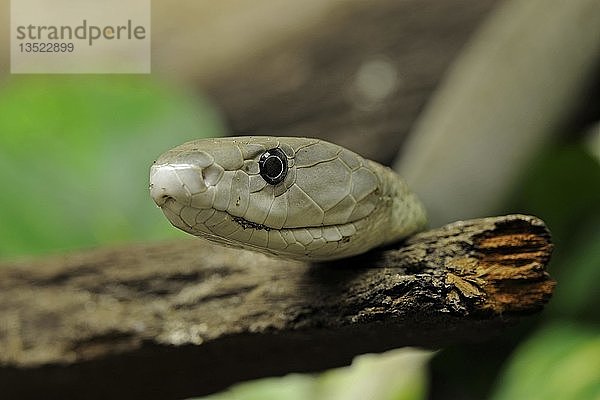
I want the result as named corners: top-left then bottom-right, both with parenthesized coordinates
top-left (150, 136), bottom-right (426, 261)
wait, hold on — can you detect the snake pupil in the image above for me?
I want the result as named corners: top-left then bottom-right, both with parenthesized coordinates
top-left (259, 148), bottom-right (288, 185)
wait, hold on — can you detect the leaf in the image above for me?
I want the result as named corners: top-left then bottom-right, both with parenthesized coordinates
top-left (491, 323), bottom-right (600, 400)
top-left (197, 348), bottom-right (432, 400)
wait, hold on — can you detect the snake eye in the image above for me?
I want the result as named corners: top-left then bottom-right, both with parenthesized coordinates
top-left (259, 148), bottom-right (288, 185)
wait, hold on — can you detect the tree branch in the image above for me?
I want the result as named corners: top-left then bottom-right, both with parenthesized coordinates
top-left (0, 214), bottom-right (553, 399)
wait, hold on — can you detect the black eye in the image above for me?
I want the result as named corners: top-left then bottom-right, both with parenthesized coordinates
top-left (259, 148), bottom-right (288, 185)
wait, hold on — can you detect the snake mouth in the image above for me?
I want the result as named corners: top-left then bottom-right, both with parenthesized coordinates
top-left (160, 196), bottom-right (366, 237)
top-left (231, 216), bottom-right (272, 231)
top-left (224, 209), bottom-right (363, 240)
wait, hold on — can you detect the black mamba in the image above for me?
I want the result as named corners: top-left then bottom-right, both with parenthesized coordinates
top-left (15, 19), bottom-right (146, 46)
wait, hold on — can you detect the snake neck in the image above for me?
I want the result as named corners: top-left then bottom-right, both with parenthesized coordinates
top-left (370, 161), bottom-right (428, 244)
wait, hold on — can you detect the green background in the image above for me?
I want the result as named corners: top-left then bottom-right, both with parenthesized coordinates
top-left (0, 76), bottom-right (224, 257)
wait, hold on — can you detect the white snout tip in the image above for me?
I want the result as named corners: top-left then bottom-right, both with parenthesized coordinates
top-left (149, 163), bottom-right (206, 207)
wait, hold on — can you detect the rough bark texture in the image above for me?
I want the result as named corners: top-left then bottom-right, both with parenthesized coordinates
top-left (0, 214), bottom-right (554, 400)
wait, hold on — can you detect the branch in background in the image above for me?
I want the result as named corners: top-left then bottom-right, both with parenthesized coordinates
top-left (394, 0), bottom-right (600, 225)
top-left (0, 214), bottom-right (554, 399)
top-left (200, 0), bottom-right (499, 165)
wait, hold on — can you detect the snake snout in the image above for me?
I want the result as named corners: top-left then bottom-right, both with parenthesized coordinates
top-left (149, 163), bottom-right (207, 207)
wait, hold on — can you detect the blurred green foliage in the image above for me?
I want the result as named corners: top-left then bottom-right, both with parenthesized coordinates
top-left (0, 76), bottom-right (224, 259)
top-left (508, 144), bottom-right (600, 322)
top-left (199, 348), bottom-right (431, 400)
top-left (491, 323), bottom-right (600, 400)
top-left (203, 375), bottom-right (315, 400)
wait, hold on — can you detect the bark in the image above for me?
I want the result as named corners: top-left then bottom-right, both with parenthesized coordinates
top-left (0, 214), bottom-right (554, 400)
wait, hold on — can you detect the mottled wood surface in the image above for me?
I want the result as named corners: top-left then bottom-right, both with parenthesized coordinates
top-left (0, 215), bottom-right (553, 399)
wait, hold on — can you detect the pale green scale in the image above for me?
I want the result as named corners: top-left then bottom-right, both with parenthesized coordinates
top-left (150, 136), bottom-right (427, 261)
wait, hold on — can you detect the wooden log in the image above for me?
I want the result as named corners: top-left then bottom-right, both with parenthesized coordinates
top-left (0, 214), bottom-right (554, 400)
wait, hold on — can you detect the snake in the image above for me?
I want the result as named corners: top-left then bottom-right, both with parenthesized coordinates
top-left (149, 136), bottom-right (426, 261)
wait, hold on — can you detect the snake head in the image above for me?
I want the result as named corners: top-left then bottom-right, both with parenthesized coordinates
top-left (150, 136), bottom-right (425, 261)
